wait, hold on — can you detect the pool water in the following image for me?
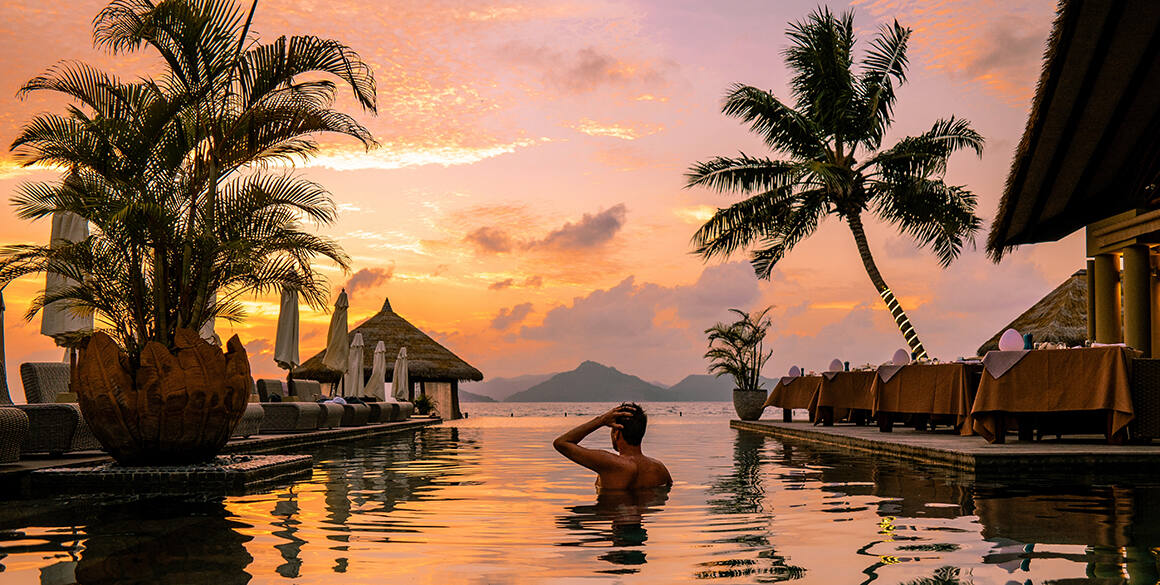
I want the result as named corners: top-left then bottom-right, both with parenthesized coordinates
top-left (2, 402), bottom-right (1159, 584)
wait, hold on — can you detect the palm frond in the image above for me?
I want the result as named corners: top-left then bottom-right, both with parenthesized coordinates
top-left (721, 85), bottom-right (826, 160)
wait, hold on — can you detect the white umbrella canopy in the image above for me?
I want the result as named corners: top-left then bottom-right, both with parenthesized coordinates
top-left (344, 332), bottom-right (365, 397)
top-left (273, 287), bottom-right (300, 371)
top-left (321, 289), bottom-right (350, 374)
top-left (367, 340), bottom-right (388, 401)
top-left (391, 347), bottom-right (409, 401)
top-left (41, 211), bottom-right (92, 343)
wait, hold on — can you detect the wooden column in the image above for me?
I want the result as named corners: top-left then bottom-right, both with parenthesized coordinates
top-left (1086, 259), bottom-right (1097, 341)
top-left (1152, 253), bottom-right (1160, 355)
top-left (450, 380), bottom-right (462, 420)
top-left (1093, 253), bottom-right (1123, 343)
top-left (1123, 245), bottom-right (1152, 356)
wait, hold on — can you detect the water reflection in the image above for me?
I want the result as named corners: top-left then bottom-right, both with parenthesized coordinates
top-left (74, 500), bottom-right (252, 585)
top-left (751, 432), bottom-right (1160, 584)
top-left (555, 488), bottom-right (669, 573)
top-left (8, 416), bottom-right (1160, 583)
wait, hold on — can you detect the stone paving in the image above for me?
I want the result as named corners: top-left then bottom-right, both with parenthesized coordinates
top-left (732, 419), bottom-right (1160, 476)
top-left (0, 417), bottom-right (440, 497)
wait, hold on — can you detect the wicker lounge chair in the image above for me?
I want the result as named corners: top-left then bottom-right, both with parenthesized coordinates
top-left (255, 378), bottom-right (323, 433)
top-left (362, 401), bottom-right (385, 423)
top-left (391, 400), bottom-right (415, 420)
top-left (8, 363), bottom-right (102, 454)
top-left (340, 403), bottom-right (371, 426)
top-left (0, 407), bottom-right (30, 463)
top-left (317, 402), bottom-right (343, 429)
top-left (231, 404), bottom-right (265, 438)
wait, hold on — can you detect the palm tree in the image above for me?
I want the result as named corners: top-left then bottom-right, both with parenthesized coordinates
top-left (704, 307), bottom-right (773, 392)
top-left (686, 7), bottom-right (983, 359)
top-left (0, 0), bottom-right (376, 361)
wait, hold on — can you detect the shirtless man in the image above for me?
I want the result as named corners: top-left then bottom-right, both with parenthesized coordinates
top-left (553, 403), bottom-right (672, 491)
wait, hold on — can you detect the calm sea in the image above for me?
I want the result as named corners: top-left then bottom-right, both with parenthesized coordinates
top-left (0, 402), bottom-right (1156, 584)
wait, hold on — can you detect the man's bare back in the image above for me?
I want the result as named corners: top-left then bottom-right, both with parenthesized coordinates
top-left (553, 404), bottom-right (673, 491)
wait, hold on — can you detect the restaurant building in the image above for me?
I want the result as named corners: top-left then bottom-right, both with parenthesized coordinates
top-left (988, 0), bottom-right (1160, 357)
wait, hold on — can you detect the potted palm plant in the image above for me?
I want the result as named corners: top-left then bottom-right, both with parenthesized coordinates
top-left (705, 308), bottom-right (773, 421)
top-left (0, 0), bottom-right (375, 465)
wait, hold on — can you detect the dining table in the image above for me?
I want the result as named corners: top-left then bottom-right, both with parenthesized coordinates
top-left (870, 362), bottom-right (982, 432)
top-left (811, 370), bottom-right (877, 426)
top-left (968, 346), bottom-right (1137, 444)
top-left (763, 375), bottom-right (823, 422)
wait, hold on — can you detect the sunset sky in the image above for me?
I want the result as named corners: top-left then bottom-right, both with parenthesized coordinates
top-left (0, 0), bottom-right (1076, 399)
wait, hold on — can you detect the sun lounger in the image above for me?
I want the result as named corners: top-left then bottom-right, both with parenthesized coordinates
top-left (0, 407), bottom-right (29, 463)
top-left (231, 403), bottom-right (265, 438)
top-left (256, 378), bottom-right (322, 432)
top-left (362, 401), bottom-right (385, 423)
top-left (317, 402), bottom-right (343, 429)
top-left (340, 403), bottom-right (371, 426)
top-left (14, 363), bottom-right (102, 454)
top-left (259, 402), bottom-right (321, 432)
top-left (392, 400), bottom-right (415, 419)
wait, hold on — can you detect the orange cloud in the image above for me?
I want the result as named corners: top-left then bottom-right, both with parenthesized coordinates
top-left (567, 118), bottom-right (664, 140)
top-left (852, 0), bottom-right (1054, 104)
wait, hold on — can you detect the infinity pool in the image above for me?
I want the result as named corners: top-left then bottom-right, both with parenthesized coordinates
top-left (2, 402), bottom-right (1158, 584)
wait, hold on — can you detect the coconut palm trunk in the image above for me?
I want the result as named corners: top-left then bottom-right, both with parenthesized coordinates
top-left (847, 213), bottom-right (927, 359)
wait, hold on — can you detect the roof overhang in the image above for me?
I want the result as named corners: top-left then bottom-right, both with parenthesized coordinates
top-left (988, 0), bottom-right (1160, 260)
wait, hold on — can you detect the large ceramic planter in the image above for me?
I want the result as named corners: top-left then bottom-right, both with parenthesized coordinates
top-left (732, 389), bottom-right (767, 421)
top-left (75, 329), bottom-right (252, 465)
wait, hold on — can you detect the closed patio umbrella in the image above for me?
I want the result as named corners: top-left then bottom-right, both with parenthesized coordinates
top-left (367, 340), bottom-right (387, 401)
top-left (344, 332), bottom-right (364, 397)
top-left (0, 287), bottom-right (7, 400)
top-left (41, 211), bottom-right (92, 344)
top-left (321, 289), bottom-right (349, 393)
top-left (392, 347), bottom-right (409, 401)
top-left (274, 287), bottom-right (300, 372)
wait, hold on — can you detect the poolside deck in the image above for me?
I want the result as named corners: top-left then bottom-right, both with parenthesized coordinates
top-left (0, 417), bottom-right (440, 497)
top-left (732, 419), bottom-right (1160, 476)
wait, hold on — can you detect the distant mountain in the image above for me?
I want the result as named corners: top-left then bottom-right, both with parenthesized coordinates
top-left (665, 374), bottom-right (733, 401)
top-left (649, 380), bottom-right (670, 389)
top-left (458, 389), bottom-right (496, 403)
top-left (666, 374), bottom-right (782, 401)
top-left (505, 361), bottom-right (670, 402)
top-left (460, 373), bottom-right (555, 401)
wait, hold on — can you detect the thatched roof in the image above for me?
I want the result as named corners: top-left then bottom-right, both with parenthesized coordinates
top-left (294, 297), bottom-right (483, 383)
top-left (977, 269), bottom-right (1088, 355)
top-left (988, 1), bottom-right (1160, 260)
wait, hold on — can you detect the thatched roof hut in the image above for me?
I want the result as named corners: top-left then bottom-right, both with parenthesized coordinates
top-left (987, 0), bottom-right (1160, 260)
top-left (295, 297), bottom-right (484, 384)
top-left (977, 270), bottom-right (1088, 355)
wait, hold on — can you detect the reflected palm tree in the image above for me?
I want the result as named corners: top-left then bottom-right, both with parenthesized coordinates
top-left (271, 488), bottom-right (305, 579)
top-left (899, 566), bottom-right (964, 585)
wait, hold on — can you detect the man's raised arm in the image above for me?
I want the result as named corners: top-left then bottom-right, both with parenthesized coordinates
top-left (553, 406), bottom-right (631, 473)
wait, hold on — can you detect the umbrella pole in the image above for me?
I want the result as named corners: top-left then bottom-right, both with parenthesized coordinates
top-left (0, 288), bottom-right (7, 401)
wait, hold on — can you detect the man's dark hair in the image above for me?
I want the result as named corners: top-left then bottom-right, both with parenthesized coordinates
top-left (616, 402), bottom-right (647, 445)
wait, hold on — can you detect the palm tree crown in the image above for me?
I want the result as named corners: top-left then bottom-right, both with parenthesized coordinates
top-left (686, 7), bottom-right (984, 359)
top-left (0, 0), bottom-right (377, 359)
